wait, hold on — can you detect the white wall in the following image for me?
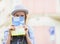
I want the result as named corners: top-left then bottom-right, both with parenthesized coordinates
top-left (56, 0), bottom-right (60, 13)
top-left (28, 15), bottom-right (60, 44)
top-left (55, 22), bottom-right (60, 44)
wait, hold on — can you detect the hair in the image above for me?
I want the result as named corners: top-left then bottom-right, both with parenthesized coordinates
top-left (25, 13), bottom-right (27, 24)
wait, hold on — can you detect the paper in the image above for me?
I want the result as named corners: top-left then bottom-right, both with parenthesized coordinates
top-left (11, 26), bottom-right (25, 36)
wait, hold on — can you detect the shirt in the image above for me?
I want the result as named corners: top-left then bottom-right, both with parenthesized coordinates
top-left (3, 25), bottom-right (35, 44)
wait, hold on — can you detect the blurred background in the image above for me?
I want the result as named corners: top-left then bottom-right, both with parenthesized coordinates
top-left (0, 0), bottom-right (60, 44)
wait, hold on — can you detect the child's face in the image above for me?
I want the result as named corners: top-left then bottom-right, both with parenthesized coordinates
top-left (12, 11), bottom-right (26, 26)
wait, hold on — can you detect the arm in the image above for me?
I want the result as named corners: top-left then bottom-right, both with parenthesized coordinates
top-left (24, 25), bottom-right (34, 44)
top-left (6, 31), bottom-right (11, 44)
top-left (6, 25), bottom-right (15, 44)
top-left (25, 30), bottom-right (32, 44)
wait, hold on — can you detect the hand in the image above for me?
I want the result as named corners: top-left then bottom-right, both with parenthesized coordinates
top-left (23, 25), bottom-right (29, 36)
top-left (9, 25), bottom-right (15, 31)
top-left (23, 25), bottom-right (32, 44)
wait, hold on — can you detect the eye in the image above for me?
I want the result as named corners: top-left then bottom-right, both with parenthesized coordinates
top-left (15, 14), bottom-right (19, 17)
top-left (21, 15), bottom-right (24, 17)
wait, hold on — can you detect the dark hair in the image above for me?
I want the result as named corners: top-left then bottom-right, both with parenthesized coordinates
top-left (25, 13), bottom-right (27, 24)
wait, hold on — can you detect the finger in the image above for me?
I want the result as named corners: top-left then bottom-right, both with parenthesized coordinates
top-left (25, 28), bottom-right (28, 31)
top-left (9, 25), bottom-right (15, 30)
top-left (23, 25), bottom-right (28, 29)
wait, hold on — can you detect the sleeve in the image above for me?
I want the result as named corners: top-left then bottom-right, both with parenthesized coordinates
top-left (28, 26), bottom-right (35, 44)
top-left (3, 28), bottom-right (9, 44)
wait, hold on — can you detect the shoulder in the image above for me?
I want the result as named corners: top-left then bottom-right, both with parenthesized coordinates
top-left (27, 25), bottom-right (35, 44)
top-left (27, 25), bottom-right (34, 38)
top-left (27, 25), bottom-right (33, 34)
